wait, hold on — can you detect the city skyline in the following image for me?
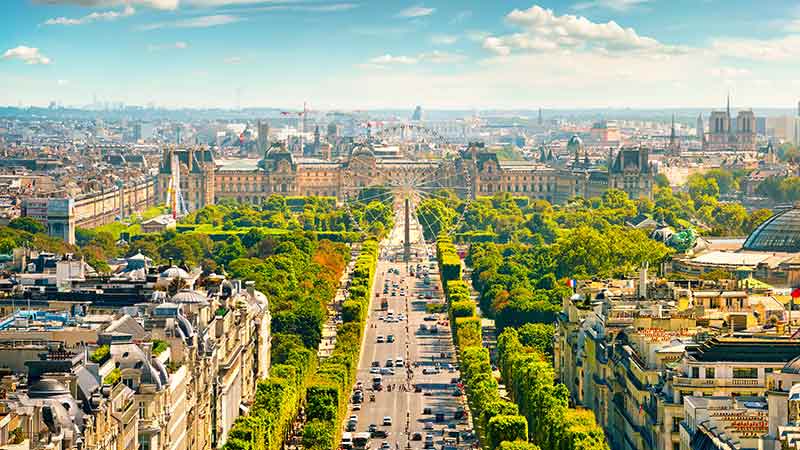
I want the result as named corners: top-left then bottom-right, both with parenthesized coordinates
top-left (3, 0), bottom-right (800, 109)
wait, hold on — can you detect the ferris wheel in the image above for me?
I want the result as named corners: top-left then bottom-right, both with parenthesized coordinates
top-left (341, 136), bottom-right (472, 242)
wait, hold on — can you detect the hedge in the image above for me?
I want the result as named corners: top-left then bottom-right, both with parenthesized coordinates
top-left (441, 246), bottom-right (529, 450)
top-left (437, 236), bottom-right (462, 286)
top-left (488, 415), bottom-right (529, 450)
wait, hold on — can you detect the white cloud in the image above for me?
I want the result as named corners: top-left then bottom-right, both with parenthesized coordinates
top-left (397, 5), bottom-right (435, 18)
top-left (3, 46), bottom-right (52, 65)
top-left (571, 0), bottom-right (651, 12)
top-left (147, 41), bottom-right (189, 51)
top-left (224, 56), bottom-right (243, 64)
top-left (466, 30), bottom-right (490, 42)
top-left (786, 19), bottom-right (800, 32)
top-left (483, 5), bottom-right (685, 56)
top-left (418, 51), bottom-right (465, 64)
top-left (709, 67), bottom-right (751, 78)
top-left (370, 54), bottom-right (418, 65)
top-left (363, 51), bottom-right (465, 69)
top-left (431, 34), bottom-right (458, 45)
top-left (226, 2), bottom-right (359, 13)
top-left (139, 14), bottom-right (241, 30)
top-left (710, 35), bottom-right (800, 62)
top-left (33, 0), bottom-right (177, 10)
top-left (57, 79), bottom-right (69, 86)
top-left (44, 5), bottom-right (134, 25)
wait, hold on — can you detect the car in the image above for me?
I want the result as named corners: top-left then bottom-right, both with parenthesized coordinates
top-left (346, 422), bottom-right (356, 432)
top-left (372, 361), bottom-right (380, 367)
top-left (450, 377), bottom-right (460, 384)
top-left (391, 291), bottom-right (396, 297)
top-left (368, 424), bottom-right (378, 433)
top-left (412, 432), bottom-right (422, 441)
top-left (381, 442), bottom-right (391, 450)
top-left (372, 430), bottom-right (388, 438)
top-left (385, 359), bottom-right (394, 367)
top-left (352, 404), bottom-right (361, 411)
top-left (424, 435), bottom-right (434, 449)
top-left (452, 388), bottom-right (462, 397)
top-left (424, 315), bottom-right (438, 321)
top-left (349, 415), bottom-right (358, 423)
top-left (424, 422), bottom-right (434, 430)
top-left (383, 416), bottom-right (392, 426)
top-left (377, 336), bottom-right (385, 343)
top-left (386, 335), bottom-right (395, 343)
top-left (380, 367), bottom-right (395, 375)
top-left (397, 314), bottom-right (406, 321)
top-left (370, 367), bottom-right (380, 374)
top-left (395, 357), bottom-right (404, 367)
top-left (422, 367), bottom-right (440, 375)
top-left (447, 364), bottom-right (455, 372)
top-left (423, 407), bottom-right (432, 415)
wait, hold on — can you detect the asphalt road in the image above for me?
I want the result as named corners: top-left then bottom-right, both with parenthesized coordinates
top-left (344, 210), bottom-right (470, 450)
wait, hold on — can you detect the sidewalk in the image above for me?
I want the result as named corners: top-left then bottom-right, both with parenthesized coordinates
top-left (318, 246), bottom-right (359, 360)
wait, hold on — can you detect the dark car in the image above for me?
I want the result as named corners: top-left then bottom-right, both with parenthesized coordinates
top-left (372, 430), bottom-right (388, 438)
top-left (412, 433), bottom-right (422, 441)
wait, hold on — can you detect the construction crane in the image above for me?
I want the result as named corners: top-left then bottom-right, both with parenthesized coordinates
top-left (280, 102), bottom-right (315, 152)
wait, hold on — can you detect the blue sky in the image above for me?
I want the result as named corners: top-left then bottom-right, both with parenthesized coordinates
top-left (2, 0), bottom-right (800, 109)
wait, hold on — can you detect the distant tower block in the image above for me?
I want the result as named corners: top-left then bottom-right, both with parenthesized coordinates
top-left (411, 106), bottom-right (423, 121)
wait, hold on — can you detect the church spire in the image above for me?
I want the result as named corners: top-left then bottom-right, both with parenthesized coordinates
top-left (726, 91), bottom-right (731, 118)
top-left (671, 114), bottom-right (676, 140)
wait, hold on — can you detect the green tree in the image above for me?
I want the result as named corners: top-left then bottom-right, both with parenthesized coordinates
top-left (745, 208), bottom-right (773, 233)
top-left (9, 217), bottom-right (45, 234)
top-left (302, 420), bottom-right (335, 450)
top-left (517, 323), bottom-right (555, 359)
top-left (487, 415), bottom-right (529, 450)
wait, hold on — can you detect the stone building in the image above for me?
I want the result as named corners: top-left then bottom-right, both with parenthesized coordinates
top-left (702, 96), bottom-right (757, 152)
top-left (157, 142), bottom-right (654, 212)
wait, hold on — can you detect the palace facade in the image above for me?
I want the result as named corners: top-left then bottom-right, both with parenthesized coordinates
top-left (157, 142), bottom-right (654, 211)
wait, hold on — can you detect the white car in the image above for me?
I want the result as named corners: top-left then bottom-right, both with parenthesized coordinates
top-left (383, 416), bottom-right (393, 426)
top-left (377, 336), bottom-right (385, 343)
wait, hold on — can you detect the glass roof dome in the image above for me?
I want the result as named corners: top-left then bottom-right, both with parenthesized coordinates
top-left (742, 207), bottom-right (800, 253)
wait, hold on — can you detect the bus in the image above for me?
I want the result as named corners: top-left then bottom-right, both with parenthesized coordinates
top-left (353, 432), bottom-right (370, 450)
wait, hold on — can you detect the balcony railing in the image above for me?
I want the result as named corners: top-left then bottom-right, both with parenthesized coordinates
top-left (673, 377), bottom-right (762, 388)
